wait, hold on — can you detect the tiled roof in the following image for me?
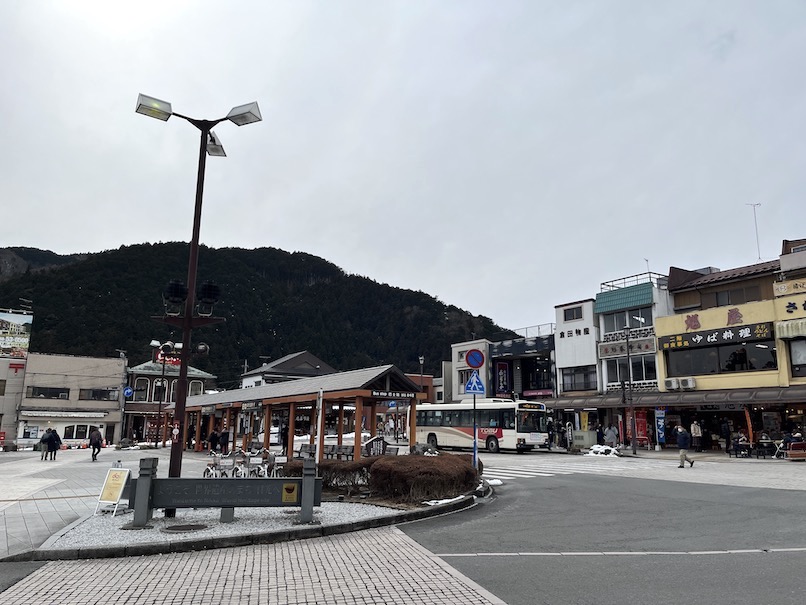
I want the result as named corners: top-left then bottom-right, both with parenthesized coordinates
top-left (670, 259), bottom-right (780, 291)
top-left (128, 361), bottom-right (216, 379)
top-left (187, 365), bottom-right (408, 407)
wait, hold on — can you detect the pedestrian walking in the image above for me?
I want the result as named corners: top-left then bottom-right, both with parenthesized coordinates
top-left (89, 427), bottom-right (103, 462)
top-left (220, 427), bottom-right (230, 455)
top-left (280, 424), bottom-right (289, 456)
top-left (604, 423), bottom-right (618, 448)
top-left (676, 425), bottom-right (694, 468)
top-left (546, 417), bottom-right (555, 450)
top-left (596, 423), bottom-right (605, 446)
top-left (39, 429), bottom-right (51, 460)
top-left (690, 420), bottom-right (702, 452)
top-left (47, 428), bottom-right (62, 461)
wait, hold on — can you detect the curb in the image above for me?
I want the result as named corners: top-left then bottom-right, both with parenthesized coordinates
top-left (0, 495), bottom-right (476, 562)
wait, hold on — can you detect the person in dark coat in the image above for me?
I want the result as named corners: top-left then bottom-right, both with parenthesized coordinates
top-left (39, 429), bottom-right (51, 460)
top-left (676, 425), bottom-right (694, 468)
top-left (208, 428), bottom-right (220, 454)
top-left (220, 427), bottom-right (230, 455)
top-left (280, 425), bottom-right (289, 456)
top-left (47, 429), bottom-right (62, 460)
top-left (546, 418), bottom-right (555, 450)
top-left (89, 428), bottom-right (103, 462)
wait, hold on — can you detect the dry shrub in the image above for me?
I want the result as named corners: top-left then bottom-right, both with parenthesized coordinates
top-left (283, 458), bottom-right (379, 495)
top-left (368, 455), bottom-right (479, 503)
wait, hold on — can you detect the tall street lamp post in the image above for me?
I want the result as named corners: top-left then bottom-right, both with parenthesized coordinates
top-left (418, 355), bottom-right (424, 443)
top-left (136, 94), bottom-right (261, 489)
top-left (624, 325), bottom-right (637, 455)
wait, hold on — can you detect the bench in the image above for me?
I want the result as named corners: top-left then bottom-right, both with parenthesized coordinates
top-left (295, 443), bottom-right (316, 459)
top-left (788, 442), bottom-right (806, 461)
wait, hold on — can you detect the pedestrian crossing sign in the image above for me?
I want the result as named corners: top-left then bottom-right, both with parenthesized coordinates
top-left (465, 370), bottom-right (485, 395)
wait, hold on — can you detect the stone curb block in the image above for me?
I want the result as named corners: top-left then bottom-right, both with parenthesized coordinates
top-left (0, 495), bottom-right (475, 562)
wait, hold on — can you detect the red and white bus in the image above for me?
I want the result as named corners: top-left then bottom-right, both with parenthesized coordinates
top-left (415, 399), bottom-right (549, 453)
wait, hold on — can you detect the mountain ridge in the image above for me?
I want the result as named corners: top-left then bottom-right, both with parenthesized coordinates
top-left (0, 243), bottom-right (514, 389)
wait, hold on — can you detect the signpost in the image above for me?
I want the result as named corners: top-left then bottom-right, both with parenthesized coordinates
top-left (465, 368), bottom-right (485, 469)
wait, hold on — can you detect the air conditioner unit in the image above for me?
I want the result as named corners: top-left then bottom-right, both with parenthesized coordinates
top-left (680, 377), bottom-right (696, 390)
top-left (58, 392), bottom-right (69, 399)
top-left (663, 378), bottom-right (679, 391)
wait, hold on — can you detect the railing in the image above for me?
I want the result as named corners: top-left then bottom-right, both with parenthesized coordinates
top-left (600, 272), bottom-right (668, 291)
top-left (512, 323), bottom-right (556, 338)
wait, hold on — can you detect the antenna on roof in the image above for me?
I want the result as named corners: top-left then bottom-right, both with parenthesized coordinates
top-left (746, 203), bottom-right (762, 260)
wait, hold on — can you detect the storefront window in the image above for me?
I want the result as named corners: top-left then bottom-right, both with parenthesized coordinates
top-left (666, 340), bottom-right (777, 376)
top-left (790, 340), bottom-right (806, 377)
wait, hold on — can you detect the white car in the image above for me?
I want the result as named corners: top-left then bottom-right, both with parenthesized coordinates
top-left (255, 426), bottom-right (280, 445)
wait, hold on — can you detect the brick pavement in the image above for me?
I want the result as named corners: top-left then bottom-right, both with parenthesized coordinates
top-left (0, 527), bottom-right (506, 605)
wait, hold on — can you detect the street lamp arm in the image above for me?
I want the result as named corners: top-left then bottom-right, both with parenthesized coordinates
top-left (171, 113), bottom-right (228, 131)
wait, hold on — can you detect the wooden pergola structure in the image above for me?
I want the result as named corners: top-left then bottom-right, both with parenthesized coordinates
top-left (181, 365), bottom-right (424, 462)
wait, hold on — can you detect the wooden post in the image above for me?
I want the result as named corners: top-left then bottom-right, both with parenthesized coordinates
top-left (338, 404), bottom-right (345, 446)
top-left (263, 403), bottom-right (272, 449)
top-left (317, 395), bottom-right (325, 464)
top-left (288, 403), bottom-right (296, 458)
top-left (194, 411), bottom-right (203, 451)
top-left (370, 402), bottom-right (377, 437)
top-left (354, 396), bottom-right (363, 460)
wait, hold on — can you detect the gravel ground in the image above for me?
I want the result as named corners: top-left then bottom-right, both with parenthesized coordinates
top-left (48, 503), bottom-right (398, 550)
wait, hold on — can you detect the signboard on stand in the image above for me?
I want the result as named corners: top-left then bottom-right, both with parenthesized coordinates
top-left (95, 467), bottom-right (131, 516)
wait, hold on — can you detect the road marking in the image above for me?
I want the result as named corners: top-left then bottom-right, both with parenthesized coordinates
top-left (436, 549), bottom-right (804, 557)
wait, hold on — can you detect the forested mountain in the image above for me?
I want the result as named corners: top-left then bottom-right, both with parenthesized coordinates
top-left (0, 244), bottom-right (514, 389)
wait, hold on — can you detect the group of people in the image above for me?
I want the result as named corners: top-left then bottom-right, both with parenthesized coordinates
top-left (205, 427), bottom-right (231, 454)
top-left (38, 428), bottom-right (62, 460)
top-left (545, 418), bottom-right (577, 450)
top-left (38, 427), bottom-right (104, 462)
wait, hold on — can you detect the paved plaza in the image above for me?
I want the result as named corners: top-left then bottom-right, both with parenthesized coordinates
top-left (0, 445), bottom-right (804, 604)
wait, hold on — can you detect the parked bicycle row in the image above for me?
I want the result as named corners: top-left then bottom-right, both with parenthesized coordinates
top-left (203, 448), bottom-right (284, 478)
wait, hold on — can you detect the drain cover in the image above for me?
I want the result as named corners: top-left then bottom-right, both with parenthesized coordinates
top-left (162, 524), bottom-right (208, 533)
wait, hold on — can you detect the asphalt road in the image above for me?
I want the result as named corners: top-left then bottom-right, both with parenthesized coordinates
top-left (400, 453), bottom-right (806, 605)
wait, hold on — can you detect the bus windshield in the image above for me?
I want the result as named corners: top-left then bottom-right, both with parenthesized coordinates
top-left (517, 409), bottom-right (546, 433)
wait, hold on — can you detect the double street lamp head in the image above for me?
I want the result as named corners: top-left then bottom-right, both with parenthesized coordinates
top-left (136, 94), bottom-right (262, 156)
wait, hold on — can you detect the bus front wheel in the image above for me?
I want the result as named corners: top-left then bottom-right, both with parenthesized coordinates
top-left (427, 434), bottom-right (438, 449)
top-left (486, 436), bottom-right (500, 454)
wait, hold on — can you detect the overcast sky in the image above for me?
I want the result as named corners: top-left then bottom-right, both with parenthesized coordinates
top-left (2, 1), bottom-right (805, 331)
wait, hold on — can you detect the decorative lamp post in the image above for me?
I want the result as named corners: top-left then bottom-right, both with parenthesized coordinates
top-left (136, 94), bottom-right (261, 495)
top-left (150, 340), bottom-right (178, 448)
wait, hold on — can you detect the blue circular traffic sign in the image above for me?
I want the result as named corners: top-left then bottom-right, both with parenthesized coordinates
top-left (123, 386), bottom-right (134, 398)
top-left (466, 349), bottom-right (485, 369)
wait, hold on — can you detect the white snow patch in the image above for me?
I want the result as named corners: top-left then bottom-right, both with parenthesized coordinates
top-left (584, 444), bottom-right (622, 457)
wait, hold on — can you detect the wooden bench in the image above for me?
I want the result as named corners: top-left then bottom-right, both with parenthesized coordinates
top-left (787, 442), bottom-right (806, 461)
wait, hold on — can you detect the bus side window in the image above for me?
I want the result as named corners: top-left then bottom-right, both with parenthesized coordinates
top-left (503, 410), bottom-right (515, 429)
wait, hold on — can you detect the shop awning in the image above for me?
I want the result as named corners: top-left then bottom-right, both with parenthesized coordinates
top-left (546, 384), bottom-right (806, 410)
top-left (777, 319), bottom-right (806, 340)
top-left (20, 410), bottom-right (107, 418)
